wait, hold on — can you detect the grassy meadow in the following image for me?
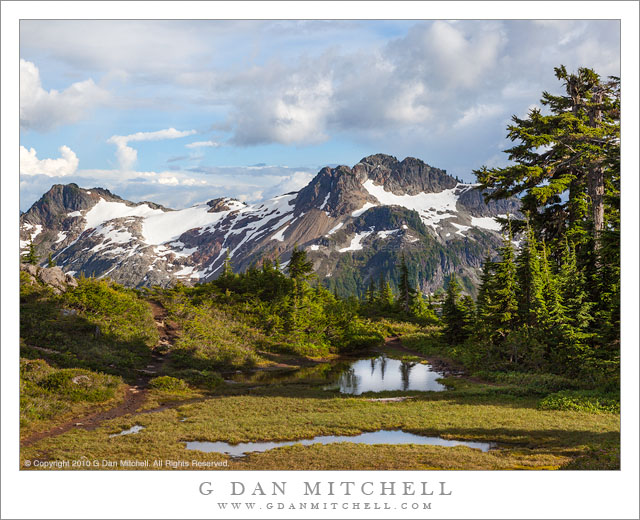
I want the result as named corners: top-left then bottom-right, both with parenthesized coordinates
top-left (19, 268), bottom-right (619, 471)
top-left (20, 375), bottom-right (619, 470)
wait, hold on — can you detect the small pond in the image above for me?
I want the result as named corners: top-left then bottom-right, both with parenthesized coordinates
top-left (328, 356), bottom-right (446, 394)
top-left (185, 429), bottom-right (494, 457)
top-left (226, 355), bottom-right (446, 394)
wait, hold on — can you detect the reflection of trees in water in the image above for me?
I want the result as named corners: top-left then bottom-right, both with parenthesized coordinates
top-left (379, 356), bottom-right (387, 381)
top-left (339, 368), bottom-right (359, 394)
top-left (399, 361), bottom-right (416, 391)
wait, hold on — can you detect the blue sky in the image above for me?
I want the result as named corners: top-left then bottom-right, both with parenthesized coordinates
top-left (19, 20), bottom-right (620, 211)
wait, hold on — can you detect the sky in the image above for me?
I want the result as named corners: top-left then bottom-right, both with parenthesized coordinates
top-left (19, 19), bottom-right (620, 212)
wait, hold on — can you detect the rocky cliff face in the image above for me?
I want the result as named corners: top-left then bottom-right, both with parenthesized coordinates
top-left (19, 154), bottom-right (520, 296)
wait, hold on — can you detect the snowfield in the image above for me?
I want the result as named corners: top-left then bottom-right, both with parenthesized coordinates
top-left (338, 229), bottom-right (374, 253)
top-left (362, 179), bottom-right (469, 230)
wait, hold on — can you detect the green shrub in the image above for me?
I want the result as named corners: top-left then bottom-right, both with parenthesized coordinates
top-left (341, 319), bottom-right (385, 351)
top-left (20, 358), bottom-right (54, 382)
top-left (39, 368), bottom-right (121, 402)
top-left (20, 358), bottom-right (123, 430)
top-left (164, 297), bottom-right (262, 369)
top-left (475, 371), bottom-right (581, 393)
top-left (148, 376), bottom-right (190, 393)
top-left (20, 277), bottom-right (159, 379)
top-left (169, 369), bottom-right (222, 391)
top-left (538, 390), bottom-right (620, 414)
top-left (62, 278), bottom-right (159, 348)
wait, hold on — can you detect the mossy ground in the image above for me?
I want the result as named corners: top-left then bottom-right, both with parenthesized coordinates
top-left (21, 375), bottom-right (619, 470)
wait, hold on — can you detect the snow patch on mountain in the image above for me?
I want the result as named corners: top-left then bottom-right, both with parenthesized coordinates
top-left (20, 223), bottom-right (43, 248)
top-left (471, 215), bottom-right (505, 231)
top-left (327, 222), bottom-right (344, 235)
top-left (84, 199), bottom-right (163, 230)
top-left (377, 229), bottom-right (400, 239)
top-left (319, 193), bottom-right (330, 210)
top-left (339, 229), bottom-right (374, 253)
top-left (142, 204), bottom-right (228, 244)
top-left (362, 179), bottom-right (461, 229)
top-left (89, 224), bottom-right (134, 252)
top-left (352, 202), bottom-right (378, 217)
top-left (451, 222), bottom-right (471, 236)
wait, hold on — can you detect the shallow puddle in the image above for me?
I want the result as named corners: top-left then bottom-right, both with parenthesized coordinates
top-left (227, 355), bottom-right (447, 394)
top-left (109, 425), bottom-right (145, 437)
top-left (184, 429), bottom-right (493, 457)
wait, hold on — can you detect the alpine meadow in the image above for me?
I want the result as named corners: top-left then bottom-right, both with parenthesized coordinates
top-left (17, 20), bottom-right (621, 473)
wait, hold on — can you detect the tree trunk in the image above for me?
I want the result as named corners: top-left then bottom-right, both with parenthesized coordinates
top-left (587, 89), bottom-right (605, 259)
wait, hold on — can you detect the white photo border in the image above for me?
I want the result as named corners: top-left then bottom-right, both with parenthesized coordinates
top-left (2, 2), bottom-right (638, 519)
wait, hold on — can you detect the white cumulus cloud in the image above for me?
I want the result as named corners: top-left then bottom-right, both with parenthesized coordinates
top-left (107, 128), bottom-right (196, 170)
top-left (453, 103), bottom-right (504, 129)
top-left (20, 59), bottom-right (109, 132)
top-left (20, 145), bottom-right (79, 177)
top-left (185, 140), bottom-right (220, 149)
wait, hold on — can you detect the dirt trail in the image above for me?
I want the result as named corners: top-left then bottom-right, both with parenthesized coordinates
top-left (21, 301), bottom-right (178, 447)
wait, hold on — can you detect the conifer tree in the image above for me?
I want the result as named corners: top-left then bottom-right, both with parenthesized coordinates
top-left (288, 246), bottom-right (314, 283)
top-left (22, 240), bottom-right (39, 266)
top-left (475, 66), bottom-right (619, 242)
top-left (477, 234), bottom-right (518, 357)
top-left (221, 249), bottom-right (234, 278)
top-left (442, 273), bottom-right (466, 345)
top-left (377, 273), bottom-right (394, 309)
top-left (458, 295), bottom-right (476, 341)
top-left (262, 257), bottom-right (274, 273)
top-left (47, 252), bottom-right (56, 268)
top-left (366, 278), bottom-right (376, 305)
top-left (536, 240), bottom-right (564, 362)
top-left (474, 254), bottom-right (497, 349)
top-left (398, 253), bottom-right (415, 313)
top-left (515, 221), bottom-right (545, 330)
top-left (555, 239), bottom-right (595, 368)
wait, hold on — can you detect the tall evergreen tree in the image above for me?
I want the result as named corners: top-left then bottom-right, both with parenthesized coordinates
top-left (377, 273), bottom-right (394, 309)
top-left (288, 246), bottom-right (314, 283)
top-left (474, 66), bottom-right (620, 255)
top-left (398, 253), bottom-right (415, 313)
top-left (475, 253), bottom-right (495, 335)
top-left (442, 273), bottom-right (466, 345)
top-left (515, 221), bottom-right (545, 330)
top-left (366, 278), bottom-right (376, 305)
top-left (476, 233), bottom-right (519, 359)
top-left (555, 239), bottom-right (595, 369)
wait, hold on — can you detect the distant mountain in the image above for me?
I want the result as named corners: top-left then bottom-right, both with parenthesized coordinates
top-left (19, 154), bottom-right (519, 295)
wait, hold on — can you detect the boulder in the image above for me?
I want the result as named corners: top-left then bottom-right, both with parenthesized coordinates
top-left (37, 266), bottom-right (68, 293)
top-left (20, 264), bottom-right (39, 277)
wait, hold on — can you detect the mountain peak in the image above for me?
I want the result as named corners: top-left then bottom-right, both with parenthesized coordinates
top-left (19, 154), bottom-right (520, 294)
top-left (354, 155), bottom-right (456, 196)
top-left (358, 153), bottom-right (400, 169)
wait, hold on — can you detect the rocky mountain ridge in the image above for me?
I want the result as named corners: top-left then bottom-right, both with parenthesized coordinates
top-left (20, 154), bottom-right (520, 295)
